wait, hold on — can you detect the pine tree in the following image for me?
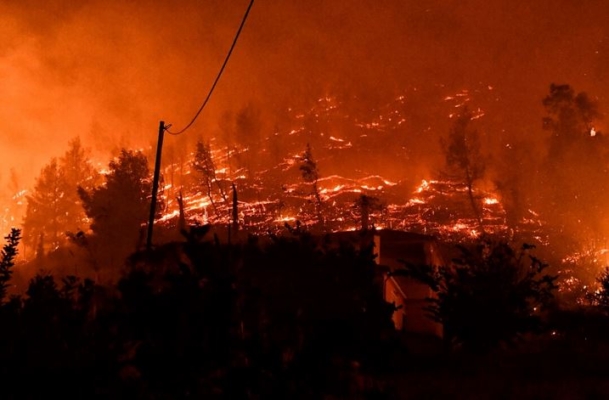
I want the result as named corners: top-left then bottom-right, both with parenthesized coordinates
top-left (299, 143), bottom-right (323, 225)
top-left (23, 138), bottom-right (99, 253)
top-left (356, 194), bottom-right (381, 231)
top-left (0, 228), bottom-right (21, 303)
top-left (78, 149), bottom-right (153, 268)
top-left (441, 109), bottom-right (486, 233)
top-left (23, 158), bottom-right (69, 251)
top-left (60, 137), bottom-right (101, 230)
top-left (193, 140), bottom-right (227, 218)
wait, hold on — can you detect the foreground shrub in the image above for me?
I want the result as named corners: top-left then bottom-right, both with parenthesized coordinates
top-left (396, 239), bottom-right (558, 352)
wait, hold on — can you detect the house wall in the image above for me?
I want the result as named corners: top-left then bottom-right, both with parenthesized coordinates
top-left (309, 229), bottom-right (445, 338)
top-left (376, 232), bottom-right (444, 338)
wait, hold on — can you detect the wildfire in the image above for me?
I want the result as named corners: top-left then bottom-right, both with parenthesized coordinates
top-left (415, 179), bottom-right (430, 193)
top-left (156, 140), bottom-right (513, 243)
top-left (0, 89), bottom-right (558, 271)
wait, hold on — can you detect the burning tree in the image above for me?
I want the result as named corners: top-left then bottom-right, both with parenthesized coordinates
top-left (299, 143), bottom-right (323, 225)
top-left (192, 140), bottom-right (228, 218)
top-left (441, 108), bottom-right (486, 233)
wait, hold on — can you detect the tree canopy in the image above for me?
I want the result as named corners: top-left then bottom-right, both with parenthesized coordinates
top-left (23, 137), bottom-right (99, 252)
top-left (193, 140), bottom-right (227, 218)
top-left (78, 149), bottom-right (153, 268)
top-left (540, 84), bottom-right (608, 241)
top-left (397, 239), bottom-right (557, 352)
top-left (441, 108), bottom-right (486, 232)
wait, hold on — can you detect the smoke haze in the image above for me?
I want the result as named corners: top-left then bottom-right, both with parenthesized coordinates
top-left (1, 0), bottom-right (608, 191)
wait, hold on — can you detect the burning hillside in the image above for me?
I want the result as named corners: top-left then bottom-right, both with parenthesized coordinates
top-left (153, 91), bottom-right (522, 243)
top-left (5, 79), bottom-right (609, 301)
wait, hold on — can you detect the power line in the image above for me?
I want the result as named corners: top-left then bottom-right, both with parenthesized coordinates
top-left (148, 1), bottom-right (254, 249)
top-left (166, 0), bottom-right (255, 136)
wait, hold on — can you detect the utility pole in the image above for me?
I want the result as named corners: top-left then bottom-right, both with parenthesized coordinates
top-left (146, 121), bottom-right (165, 251)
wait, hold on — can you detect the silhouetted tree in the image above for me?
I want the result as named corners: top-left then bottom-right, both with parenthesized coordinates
top-left (177, 191), bottom-right (187, 234)
top-left (193, 140), bottom-right (227, 218)
top-left (355, 194), bottom-right (382, 231)
top-left (299, 143), bottom-right (323, 225)
top-left (397, 240), bottom-right (557, 352)
top-left (78, 149), bottom-right (153, 270)
top-left (441, 108), bottom-right (486, 233)
top-left (595, 267), bottom-right (609, 311)
top-left (23, 159), bottom-right (69, 251)
top-left (543, 83), bottom-right (601, 160)
top-left (23, 138), bottom-right (99, 253)
top-left (232, 183), bottom-right (239, 233)
top-left (0, 228), bottom-right (20, 303)
top-left (540, 84), bottom-right (608, 242)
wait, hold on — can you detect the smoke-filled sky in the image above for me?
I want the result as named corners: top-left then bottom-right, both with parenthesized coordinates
top-left (1, 0), bottom-right (608, 184)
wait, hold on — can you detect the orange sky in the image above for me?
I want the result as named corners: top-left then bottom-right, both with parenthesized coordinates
top-left (0, 0), bottom-right (607, 187)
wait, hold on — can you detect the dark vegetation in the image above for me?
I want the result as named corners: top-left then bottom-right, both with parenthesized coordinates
top-left (7, 223), bottom-right (609, 398)
top-left (1, 227), bottom-right (401, 398)
top-left (396, 239), bottom-right (558, 353)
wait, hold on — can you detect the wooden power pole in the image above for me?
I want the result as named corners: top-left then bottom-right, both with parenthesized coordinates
top-left (146, 120), bottom-right (165, 250)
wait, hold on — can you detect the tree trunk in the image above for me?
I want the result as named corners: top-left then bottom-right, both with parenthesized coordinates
top-left (465, 167), bottom-right (484, 234)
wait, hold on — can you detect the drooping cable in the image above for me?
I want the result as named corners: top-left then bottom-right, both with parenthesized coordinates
top-left (166, 0), bottom-right (254, 136)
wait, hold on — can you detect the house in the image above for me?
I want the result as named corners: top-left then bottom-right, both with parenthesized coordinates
top-left (167, 224), bottom-right (446, 339)
top-left (374, 230), bottom-right (444, 338)
top-left (325, 229), bottom-right (445, 338)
